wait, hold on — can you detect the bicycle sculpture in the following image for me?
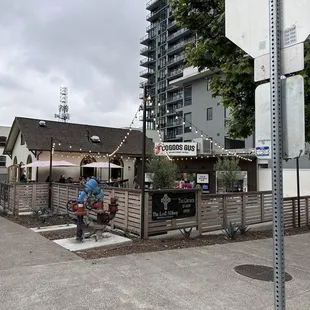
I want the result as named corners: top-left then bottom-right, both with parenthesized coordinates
top-left (67, 177), bottom-right (118, 243)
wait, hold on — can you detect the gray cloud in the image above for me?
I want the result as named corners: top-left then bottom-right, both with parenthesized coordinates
top-left (0, 0), bottom-right (147, 128)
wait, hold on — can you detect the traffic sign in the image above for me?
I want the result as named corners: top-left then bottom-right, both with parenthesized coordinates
top-left (225, 0), bottom-right (310, 58)
top-left (254, 43), bottom-right (304, 82)
top-left (255, 75), bottom-right (305, 159)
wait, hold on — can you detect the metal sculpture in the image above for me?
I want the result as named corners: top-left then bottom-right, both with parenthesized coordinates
top-left (68, 177), bottom-right (118, 242)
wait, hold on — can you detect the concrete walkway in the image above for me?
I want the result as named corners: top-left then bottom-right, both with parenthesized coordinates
top-left (1, 216), bottom-right (310, 309)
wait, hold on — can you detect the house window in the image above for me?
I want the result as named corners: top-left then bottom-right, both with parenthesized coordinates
top-left (184, 113), bottom-right (192, 133)
top-left (0, 136), bottom-right (6, 147)
top-left (224, 137), bottom-right (245, 149)
top-left (184, 85), bottom-right (192, 106)
top-left (0, 156), bottom-right (6, 167)
top-left (207, 108), bottom-right (213, 121)
top-left (21, 134), bottom-right (25, 145)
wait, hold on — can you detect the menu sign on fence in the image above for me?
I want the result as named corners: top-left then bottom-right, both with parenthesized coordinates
top-left (151, 192), bottom-right (196, 221)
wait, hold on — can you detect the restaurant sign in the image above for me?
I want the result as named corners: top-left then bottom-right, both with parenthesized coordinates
top-left (151, 191), bottom-right (196, 221)
top-left (154, 142), bottom-right (197, 157)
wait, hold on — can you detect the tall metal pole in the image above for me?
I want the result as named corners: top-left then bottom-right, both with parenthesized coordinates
top-left (269, 0), bottom-right (286, 308)
top-left (108, 156), bottom-right (111, 182)
top-left (48, 137), bottom-right (53, 209)
top-left (140, 85), bottom-right (147, 239)
top-left (296, 157), bottom-right (301, 227)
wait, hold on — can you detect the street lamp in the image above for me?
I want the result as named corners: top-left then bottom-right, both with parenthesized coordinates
top-left (141, 86), bottom-right (151, 239)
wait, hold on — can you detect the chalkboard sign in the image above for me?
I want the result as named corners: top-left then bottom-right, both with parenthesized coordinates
top-left (151, 191), bottom-right (196, 221)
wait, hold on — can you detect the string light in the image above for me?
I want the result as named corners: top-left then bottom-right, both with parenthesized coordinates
top-left (154, 118), bottom-right (172, 161)
top-left (109, 105), bottom-right (141, 157)
top-left (178, 114), bottom-right (252, 162)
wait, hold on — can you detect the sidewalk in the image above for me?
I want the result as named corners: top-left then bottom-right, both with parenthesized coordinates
top-left (0, 216), bottom-right (310, 309)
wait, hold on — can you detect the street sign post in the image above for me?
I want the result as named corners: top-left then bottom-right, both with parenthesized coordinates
top-left (255, 75), bottom-right (305, 160)
top-left (225, 0), bottom-right (310, 308)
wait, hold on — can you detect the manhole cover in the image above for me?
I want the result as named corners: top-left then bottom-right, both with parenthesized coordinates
top-left (234, 264), bottom-right (293, 282)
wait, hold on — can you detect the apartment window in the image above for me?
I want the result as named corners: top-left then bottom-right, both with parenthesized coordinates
top-left (184, 85), bottom-right (192, 106)
top-left (224, 137), bottom-right (245, 149)
top-left (0, 136), bottom-right (6, 147)
top-left (184, 113), bottom-right (192, 133)
top-left (20, 134), bottom-right (25, 145)
top-left (207, 108), bottom-right (213, 121)
top-left (0, 156), bottom-right (6, 167)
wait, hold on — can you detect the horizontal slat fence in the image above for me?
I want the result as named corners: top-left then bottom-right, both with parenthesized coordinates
top-left (51, 184), bottom-right (141, 235)
top-left (1, 182), bottom-right (310, 238)
top-left (200, 192), bottom-right (274, 233)
top-left (0, 183), bottom-right (48, 215)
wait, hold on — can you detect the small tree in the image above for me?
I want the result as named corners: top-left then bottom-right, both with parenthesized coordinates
top-left (147, 157), bottom-right (179, 189)
top-left (214, 157), bottom-right (242, 192)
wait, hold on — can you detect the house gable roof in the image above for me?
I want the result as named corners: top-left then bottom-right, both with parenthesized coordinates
top-left (4, 117), bottom-right (154, 156)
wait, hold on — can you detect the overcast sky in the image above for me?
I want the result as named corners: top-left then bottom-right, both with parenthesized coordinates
top-left (0, 0), bottom-right (147, 128)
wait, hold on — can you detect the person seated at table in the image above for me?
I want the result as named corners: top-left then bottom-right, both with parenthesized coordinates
top-left (19, 174), bottom-right (27, 183)
top-left (58, 175), bottom-right (66, 183)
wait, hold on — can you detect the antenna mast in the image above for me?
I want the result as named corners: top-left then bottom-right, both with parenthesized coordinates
top-left (54, 86), bottom-right (70, 122)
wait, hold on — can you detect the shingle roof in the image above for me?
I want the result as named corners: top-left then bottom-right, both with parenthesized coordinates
top-left (5, 117), bottom-right (154, 156)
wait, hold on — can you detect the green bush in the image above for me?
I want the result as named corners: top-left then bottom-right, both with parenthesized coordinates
top-left (147, 157), bottom-right (179, 189)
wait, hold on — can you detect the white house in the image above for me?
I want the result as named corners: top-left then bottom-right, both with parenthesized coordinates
top-left (0, 126), bottom-right (11, 181)
top-left (3, 117), bottom-right (154, 185)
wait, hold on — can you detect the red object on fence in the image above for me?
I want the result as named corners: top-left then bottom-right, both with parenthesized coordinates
top-left (92, 201), bottom-right (104, 210)
top-left (108, 197), bottom-right (118, 213)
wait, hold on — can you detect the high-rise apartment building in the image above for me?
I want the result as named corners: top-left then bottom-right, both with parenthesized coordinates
top-left (139, 0), bottom-right (193, 141)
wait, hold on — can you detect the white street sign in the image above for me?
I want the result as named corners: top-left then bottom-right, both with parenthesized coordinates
top-left (282, 75), bottom-right (305, 159)
top-left (255, 75), bottom-right (305, 159)
top-left (255, 82), bottom-right (272, 159)
top-left (254, 43), bottom-right (304, 82)
top-left (226, 0), bottom-right (310, 58)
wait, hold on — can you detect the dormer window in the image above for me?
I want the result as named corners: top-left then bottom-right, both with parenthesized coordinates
top-left (0, 136), bottom-right (6, 147)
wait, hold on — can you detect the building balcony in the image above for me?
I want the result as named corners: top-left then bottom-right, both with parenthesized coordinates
top-left (146, 6), bottom-right (166, 22)
top-left (167, 54), bottom-right (186, 68)
top-left (140, 57), bottom-right (155, 68)
top-left (139, 80), bottom-right (155, 88)
top-left (167, 28), bottom-right (190, 44)
top-left (139, 115), bottom-right (155, 122)
top-left (167, 68), bottom-right (183, 81)
top-left (167, 93), bottom-right (183, 104)
top-left (146, 0), bottom-right (161, 11)
top-left (140, 69), bottom-right (154, 78)
top-left (167, 38), bottom-right (194, 55)
top-left (146, 23), bottom-right (156, 33)
top-left (140, 45), bottom-right (156, 57)
top-left (167, 84), bottom-right (180, 92)
top-left (140, 34), bottom-right (152, 46)
top-left (165, 130), bottom-right (183, 141)
top-left (167, 20), bottom-right (178, 31)
top-left (166, 119), bottom-right (183, 128)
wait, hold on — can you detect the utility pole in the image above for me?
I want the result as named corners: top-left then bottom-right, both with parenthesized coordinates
top-left (269, 0), bottom-right (286, 307)
top-left (48, 137), bottom-right (54, 209)
top-left (140, 85), bottom-right (147, 239)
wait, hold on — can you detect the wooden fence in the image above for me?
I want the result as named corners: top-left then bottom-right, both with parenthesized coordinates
top-left (51, 184), bottom-right (142, 235)
top-left (1, 182), bottom-right (309, 238)
top-left (0, 182), bottom-right (49, 215)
